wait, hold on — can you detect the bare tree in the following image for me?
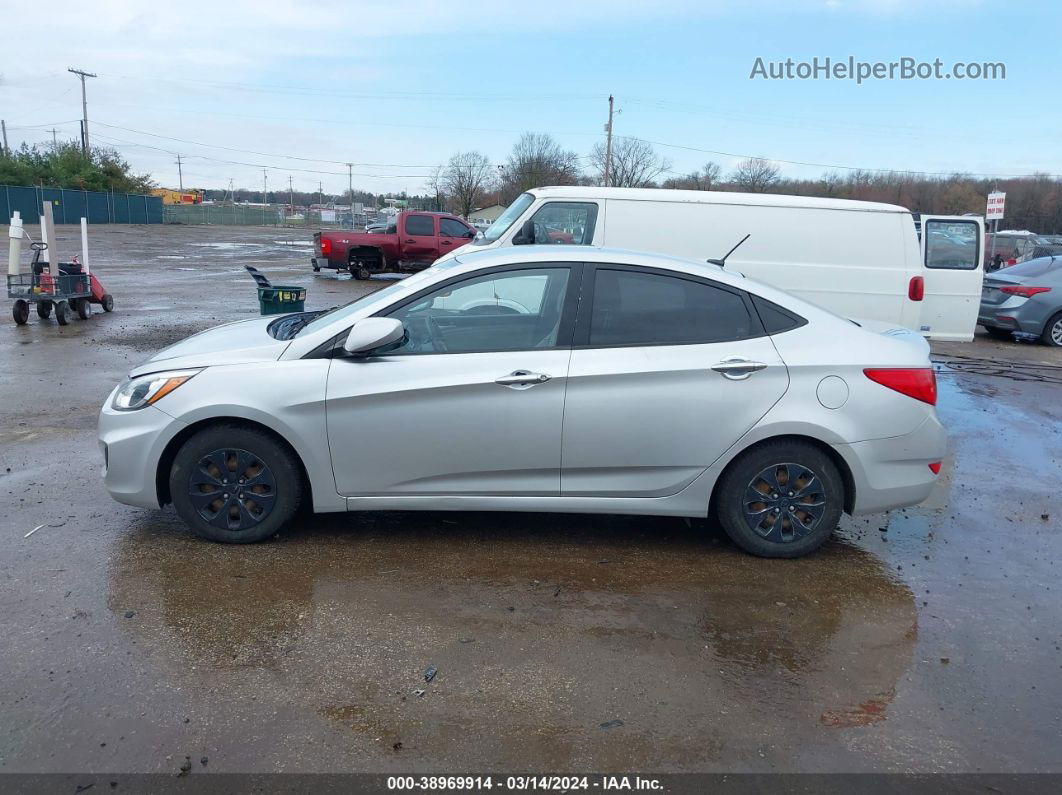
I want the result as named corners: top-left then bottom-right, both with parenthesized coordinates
top-left (662, 161), bottom-right (721, 191)
top-left (730, 157), bottom-right (781, 193)
top-left (425, 164), bottom-right (445, 211)
top-left (590, 137), bottom-right (670, 188)
top-left (501, 133), bottom-right (580, 200)
top-left (441, 151), bottom-right (493, 219)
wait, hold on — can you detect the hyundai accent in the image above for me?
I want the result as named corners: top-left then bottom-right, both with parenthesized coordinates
top-left (99, 247), bottom-right (945, 558)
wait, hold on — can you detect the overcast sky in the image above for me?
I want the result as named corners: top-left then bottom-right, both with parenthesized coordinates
top-left (2, 0), bottom-right (1057, 198)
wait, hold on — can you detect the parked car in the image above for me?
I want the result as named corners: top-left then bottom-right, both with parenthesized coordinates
top-left (98, 246), bottom-right (945, 558)
top-left (438, 186), bottom-right (984, 341)
top-left (312, 211), bottom-right (476, 278)
top-left (979, 255), bottom-right (1062, 345)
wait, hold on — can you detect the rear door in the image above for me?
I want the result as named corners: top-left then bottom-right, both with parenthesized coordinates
top-left (560, 264), bottom-right (789, 497)
top-left (400, 214), bottom-right (439, 265)
top-left (919, 215), bottom-right (984, 341)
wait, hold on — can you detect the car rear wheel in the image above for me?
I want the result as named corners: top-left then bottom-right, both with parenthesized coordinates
top-left (170, 425), bottom-right (303, 543)
top-left (714, 440), bottom-right (844, 558)
top-left (1041, 312), bottom-right (1062, 347)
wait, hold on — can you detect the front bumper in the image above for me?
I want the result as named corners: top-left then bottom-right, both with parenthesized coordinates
top-left (98, 392), bottom-right (186, 509)
top-left (835, 413), bottom-right (947, 515)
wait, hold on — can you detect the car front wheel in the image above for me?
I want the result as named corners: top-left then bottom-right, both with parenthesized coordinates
top-left (169, 425), bottom-right (303, 543)
top-left (714, 440), bottom-right (844, 558)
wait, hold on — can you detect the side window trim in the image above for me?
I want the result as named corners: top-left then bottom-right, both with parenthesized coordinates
top-left (572, 262), bottom-right (766, 349)
top-left (370, 262), bottom-right (583, 355)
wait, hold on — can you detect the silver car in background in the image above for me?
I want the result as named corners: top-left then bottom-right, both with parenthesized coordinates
top-left (98, 247), bottom-right (945, 558)
top-left (979, 256), bottom-right (1062, 346)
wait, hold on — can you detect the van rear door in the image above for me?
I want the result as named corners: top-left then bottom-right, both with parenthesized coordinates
top-left (918, 215), bottom-right (984, 342)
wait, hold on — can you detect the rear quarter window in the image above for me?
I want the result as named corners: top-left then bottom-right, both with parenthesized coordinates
top-left (752, 295), bottom-right (807, 334)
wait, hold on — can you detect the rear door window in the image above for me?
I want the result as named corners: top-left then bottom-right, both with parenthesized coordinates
top-left (586, 268), bottom-right (755, 346)
top-left (405, 215), bottom-right (435, 236)
top-left (925, 219), bottom-right (980, 270)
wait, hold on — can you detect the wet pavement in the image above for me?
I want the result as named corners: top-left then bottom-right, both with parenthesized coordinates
top-left (0, 225), bottom-right (1060, 774)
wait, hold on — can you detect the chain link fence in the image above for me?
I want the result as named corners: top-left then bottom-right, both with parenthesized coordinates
top-left (163, 204), bottom-right (361, 228)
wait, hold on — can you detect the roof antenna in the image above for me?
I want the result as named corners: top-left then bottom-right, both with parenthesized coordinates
top-left (707, 234), bottom-right (750, 267)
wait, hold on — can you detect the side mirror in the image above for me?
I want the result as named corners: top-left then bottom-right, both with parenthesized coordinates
top-left (513, 219), bottom-right (535, 246)
top-left (465, 228), bottom-right (477, 239)
top-left (342, 317), bottom-right (405, 357)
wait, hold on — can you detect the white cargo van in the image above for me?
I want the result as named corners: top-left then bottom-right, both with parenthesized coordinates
top-left (440, 187), bottom-right (983, 341)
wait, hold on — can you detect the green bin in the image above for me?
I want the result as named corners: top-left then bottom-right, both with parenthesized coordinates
top-left (258, 285), bottom-right (306, 315)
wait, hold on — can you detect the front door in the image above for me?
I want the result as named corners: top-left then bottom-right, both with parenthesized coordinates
top-left (919, 215), bottom-right (984, 342)
top-left (326, 265), bottom-right (577, 496)
top-left (561, 265), bottom-right (789, 497)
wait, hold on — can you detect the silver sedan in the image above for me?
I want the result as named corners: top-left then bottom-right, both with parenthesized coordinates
top-left (98, 247), bottom-right (945, 558)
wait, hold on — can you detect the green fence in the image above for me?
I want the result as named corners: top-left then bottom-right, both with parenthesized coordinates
top-left (163, 204), bottom-right (355, 228)
top-left (1, 184), bottom-right (162, 224)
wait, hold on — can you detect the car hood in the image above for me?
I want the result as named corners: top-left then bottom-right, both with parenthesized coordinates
top-left (129, 316), bottom-right (289, 377)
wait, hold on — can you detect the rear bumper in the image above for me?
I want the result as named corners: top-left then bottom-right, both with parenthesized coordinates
top-left (834, 414), bottom-right (946, 515)
top-left (311, 257), bottom-right (341, 270)
top-left (978, 298), bottom-right (1052, 334)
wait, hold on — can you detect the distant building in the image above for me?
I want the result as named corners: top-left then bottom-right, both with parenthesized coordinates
top-left (469, 204), bottom-right (506, 227)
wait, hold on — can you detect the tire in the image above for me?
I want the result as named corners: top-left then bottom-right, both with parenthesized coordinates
top-left (1041, 312), bottom-right (1062, 347)
top-left (102, 294), bottom-right (114, 312)
top-left (36, 301), bottom-right (52, 319)
top-left (983, 326), bottom-right (1014, 341)
top-left (54, 300), bottom-right (70, 326)
top-left (76, 298), bottom-right (91, 320)
top-left (352, 264), bottom-right (371, 280)
top-left (169, 424), bottom-right (303, 544)
top-left (13, 299), bottom-right (30, 325)
top-left (714, 440), bottom-right (844, 559)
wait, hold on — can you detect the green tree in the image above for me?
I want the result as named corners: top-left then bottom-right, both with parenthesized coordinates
top-left (0, 141), bottom-right (154, 193)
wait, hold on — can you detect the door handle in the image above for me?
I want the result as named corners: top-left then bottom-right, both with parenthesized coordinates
top-left (710, 358), bottom-right (767, 380)
top-left (404, 239), bottom-right (415, 243)
top-left (495, 370), bottom-right (551, 387)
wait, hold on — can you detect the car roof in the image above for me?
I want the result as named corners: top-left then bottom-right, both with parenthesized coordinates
top-left (450, 245), bottom-right (828, 315)
top-left (525, 185), bottom-right (911, 214)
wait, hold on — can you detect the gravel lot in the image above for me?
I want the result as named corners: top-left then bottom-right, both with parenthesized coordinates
top-left (1, 224), bottom-right (1060, 775)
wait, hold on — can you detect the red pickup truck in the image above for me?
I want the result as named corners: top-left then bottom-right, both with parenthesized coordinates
top-left (312, 211), bottom-right (477, 279)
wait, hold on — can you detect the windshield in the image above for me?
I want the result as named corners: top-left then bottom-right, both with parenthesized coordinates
top-left (473, 192), bottom-right (534, 245)
top-left (294, 265), bottom-right (457, 337)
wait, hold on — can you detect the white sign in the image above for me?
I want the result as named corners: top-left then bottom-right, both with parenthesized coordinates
top-left (320, 209), bottom-right (336, 223)
top-left (986, 191), bottom-right (1006, 220)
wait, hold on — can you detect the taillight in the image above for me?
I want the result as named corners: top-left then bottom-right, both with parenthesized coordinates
top-left (320, 237), bottom-right (332, 256)
top-left (1000, 285), bottom-right (1051, 298)
top-left (908, 276), bottom-right (924, 301)
top-left (863, 368), bottom-right (937, 405)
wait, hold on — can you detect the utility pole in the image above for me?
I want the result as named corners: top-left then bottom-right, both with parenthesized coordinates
top-left (262, 169), bottom-right (268, 205)
top-left (175, 153), bottom-right (184, 191)
top-left (1, 120), bottom-right (8, 156)
top-left (346, 163), bottom-right (354, 228)
top-left (318, 181), bottom-right (323, 207)
top-left (288, 175), bottom-right (294, 208)
top-left (49, 128), bottom-right (59, 147)
top-left (603, 94), bottom-right (614, 188)
top-left (68, 68), bottom-right (97, 156)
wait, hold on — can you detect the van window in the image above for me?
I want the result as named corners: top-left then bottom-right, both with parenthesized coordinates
top-left (515, 202), bottom-right (598, 246)
top-left (588, 269), bottom-right (753, 346)
top-left (476, 193), bottom-right (534, 244)
top-left (925, 219), bottom-right (979, 270)
top-left (405, 215), bottom-right (435, 236)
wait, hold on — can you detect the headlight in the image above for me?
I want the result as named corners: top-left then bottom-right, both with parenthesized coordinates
top-left (112, 369), bottom-right (201, 411)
